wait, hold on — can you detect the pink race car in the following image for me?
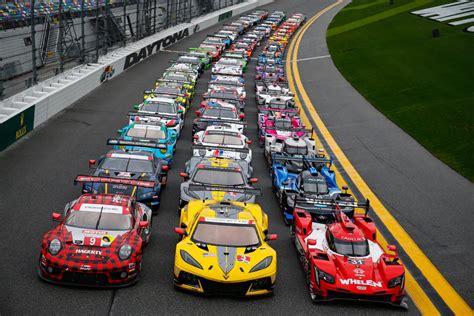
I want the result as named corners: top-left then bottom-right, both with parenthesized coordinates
top-left (258, 111), bottom-right (306, 146)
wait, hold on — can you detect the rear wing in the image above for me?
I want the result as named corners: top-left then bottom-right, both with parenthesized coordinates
top-left (195, 118), bottom-right (247, 126)
top-left (74, 175), bottom-right (155, 188)
top-left (208, 81), bottom-right (245, 88)
top-left (203, 95), bottom-right (241, 103)
top-left (155, 78), bottom-right (192, 86)
top-left (193, 144), bottom-right (250, 154)
top-left (188, 184), bottom-right (261, 196)
top-left (165, 67), bottom-right (197, 74)
top-left (272, 153), bottom-right (332, 167)
top-left (294, 196), bottom-right (370, 215)
top-left (257, 106), bottom-right (298, 113)
top-left (128, 111), bottom-right (180, 120)
top-left (144, 90), bottom-right (185, 98)
top-left (107, 138), bottom-right (167, 149)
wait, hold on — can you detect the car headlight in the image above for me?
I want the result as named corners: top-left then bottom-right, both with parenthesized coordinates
top-left (119, 244), bottom-right (132, 260)
top-left (314, 267), bottom-right (335, 286)
top-left (180, 250), bottom-right (203, 269)
top-left (160, 148), bottom-right (167, 154)
top-left (250, 256), bottom-right (272, 273)
top-left (388, 274), bottom-right (404, 288)
top-left (48, 239), bottom-right (61, 255)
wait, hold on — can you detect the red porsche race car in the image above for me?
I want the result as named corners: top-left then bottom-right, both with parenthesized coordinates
top-left (290, 199), bottom-right (407, 308)
top-left (38, 175), bottom-right (153, 287)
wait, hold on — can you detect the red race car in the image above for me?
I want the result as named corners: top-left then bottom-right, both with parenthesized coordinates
top-left (291, 199), bottom-right (407, 308)
top-left (38, 175), bottom-right (153, 287)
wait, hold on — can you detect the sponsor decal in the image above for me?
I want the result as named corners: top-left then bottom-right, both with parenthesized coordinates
top-left (128, 262), bottom-right (136, 272)
top-left (348, 258), bottom-right (364, 265)
top-left (124, 28), bottom-right (190, 70)
top-left (76, 249), bottom-right (102, 255)
top-left (79, 204), bottom-right (123, 214)
top-left (218, 11), bottom-right (233, 22)
top-left (82, 230), bottom-right (107, 235)
top-left (202, 252), bottom-right (216, 257)
top-left (80, 264), bottom-right (91, 271)
top-left (411, 1), bottom-right (474, 33)
top-left (0, 105), bottom-right (35, 151)
top-left (100, 65), bottom-right (115, 83)
top-left (353, 268), bottom-right (365, 276)
top-left (356, 285), bottom-right (367, 291)
top-left (84, 236), bottom-right (102, 246)
top-left (340, 278), bottom-right (383, 288)
top-left (237, 255), bottom-right (250, 264)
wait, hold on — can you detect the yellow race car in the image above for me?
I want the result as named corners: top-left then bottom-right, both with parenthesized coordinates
top-left (173, 192), bottom-right (278, 297)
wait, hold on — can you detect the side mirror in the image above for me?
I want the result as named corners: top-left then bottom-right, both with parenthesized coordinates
top-left (195, 110), bottom-right (202, 117)
top-left (179, 172), bottom-right (189, 179)
top-left (193, 135), bottom-right (199, 140)
top-left (387, 245), bottom-right (397, 252)
top-left (161, 165), bottom-right (169, 172)
top-left (239, 113), bottom-right (246, 120)
top-left (174, 227), bottom-right (187, 236)
top-left (249, 178), bottom-right (258, 184)
top-left (177, 109), bottom-right (184, 114)
top-left (133, 104), bottom-right (140, 110)
top-left (88, 159), bottom-right (97, 168)
top-left (117, 129), bottom-right (123, 134)
top-left (307, 239), bottom-right (317, 246)
top-left (266, 234), bottom-right (278, 241)
top-left (282, 181), bottom-right (289, 186)
top-left (245, 139), bottom-right (252, 145)
top-left (52, 212), bottom-right (61, 222)
top-left (139, 221), bottom-right (148, 228)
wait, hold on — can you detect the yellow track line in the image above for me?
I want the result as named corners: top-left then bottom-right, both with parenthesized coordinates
top-left (286, 3), bottom-right (472, 314)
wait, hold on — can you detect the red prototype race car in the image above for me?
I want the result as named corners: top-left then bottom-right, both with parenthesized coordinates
top-left (38, 175), bottom-right (153, 287)
top-left (291, 199), bottom-right (407, 308)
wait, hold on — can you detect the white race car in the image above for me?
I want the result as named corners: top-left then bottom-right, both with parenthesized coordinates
top-left (165, 64), bottom-right (199, 81)
top-left (212, 58), bottom-right (244, 76)
top-left (129, 96), bottom-right (184, 135)
top-left (256, 82), bottom-right (295, 106)
top-left (192, 125), bottom-right (253, 166)
top-left (207, 83), bottom-right (246, 100)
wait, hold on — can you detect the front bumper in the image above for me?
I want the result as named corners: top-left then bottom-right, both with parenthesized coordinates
top-left (38, 254), bottom-right (140, 287)
top-left (174, 269), bottom-right (275, 297)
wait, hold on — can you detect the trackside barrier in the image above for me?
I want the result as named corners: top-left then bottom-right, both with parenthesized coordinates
top-left (0, 0), bottom-right (274, 151)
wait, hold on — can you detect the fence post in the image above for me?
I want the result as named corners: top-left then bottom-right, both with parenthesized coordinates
top-left (81, 0), bottom-right (85, 62)
top-left (31, 0), bottom-right (37, 84)
top-left (58, 0), bottom-right (64, 73)
top-left (95, 0), bottom-right (99, 62)
top-left (104, 0), bottom-right (108, 54)
top-left (123, 0), bottom-right (127, 47)
top-left (136, 0), bottom-right (140, 40)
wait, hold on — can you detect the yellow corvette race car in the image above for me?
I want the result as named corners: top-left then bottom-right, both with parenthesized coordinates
top-left (173, 193), bottom-right (278, 296)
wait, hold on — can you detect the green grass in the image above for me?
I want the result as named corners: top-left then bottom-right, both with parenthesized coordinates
top-left (327, 0), bottom-right (474, 181)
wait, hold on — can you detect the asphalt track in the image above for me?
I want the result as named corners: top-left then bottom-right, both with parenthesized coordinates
top-left (0, 0), bottom-right (471, 315)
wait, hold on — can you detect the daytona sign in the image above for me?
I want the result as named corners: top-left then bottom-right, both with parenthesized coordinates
top-left (123, 28), bottom-right (191, 70)
top-left (411, 1), bottom-right (474, 33)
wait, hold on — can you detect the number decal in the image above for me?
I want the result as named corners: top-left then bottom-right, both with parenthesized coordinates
top-left (84, 236), bottom-right (101, 246)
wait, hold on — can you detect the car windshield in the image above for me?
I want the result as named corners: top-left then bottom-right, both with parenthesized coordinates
top-left (202, 133), bottom-right (243, 145)
top-left (155, 86), bottom-right (180, 94)
top-left (192, 222), bottom-right (259, 247)
top-left (333, 238), bottom-right (369, 257)
top-left (269, 101), bottom-right (287, 109)
top-left (219, 59), bottom-right (240, 66)
top-left (192, 168), bottom-right (244, 186)
top-left (99, 157), bottom-right (154, 173)
top-left (141, 102), bottom-right (177, 114)
top-left (209, 91), bottom-right (237, 100)
top-left (275, 120), bottom-right (292, 129)
top-left (178, 57), bottom-right (199, 64)
top-left (302, 179), bottom-right (328, 194)
top-left (66, 211), bottom-right (132, 230)
top-left (203, 108), bottom-right (237, 119)
top-left (127, 126), bottom-right (166, 139)
top-left (165, 73), bottom-right (187, 81)
top-left (286, 144), bottom-right (308, 155)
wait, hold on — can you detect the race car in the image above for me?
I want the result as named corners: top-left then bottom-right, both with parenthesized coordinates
top-left (216, 30), bottom-right (238, 43)
top-left (230, 41), bottom-right (254, 58)
top-left (171, 55), bottom-right (204, 74)
top-left (38, 175), bottom-right (153, 287)
top-left (271, 154), bottom-right (341, 223)
top-left (85, 144), bottom-right (168, 212)
top-left (185, 50), bottom-right (212, 70)
top-left (290, 201), bottom-right (407, 307)
top-left (256, 84), bottom-right (294, 106)
top-left (178, 157), bottom-right (257, 209)
top-left (153, 79), bottom-right (193, 101)
top-left (192, 125), bottom-right (253, 165)
top-left (202, 36), bottom-right (226, 52)
top-left (222, 51), bottom-right (249, 65)
top-left (265, 132), bottom-right (316, 162)
top-left (207, 83), bottom-right (246, 101)
top-left (190, 46), bottom-right (221, 62)
top-left (193, 101), bottom-right (246, 134)
top-left (256, 80), bottom-right (289, 94)
top-left (202, 89), bottom-right (246, 112)
top-left (212, 57), bottom-right (246, 76)
top-left (211, 33), bottom-right (233, 47)
top-left (115, 121), bottom-right (177, 164)
top-left (255, 64), bottom-right (286, 82)
top-left (258, 114), bottom-right (306, 146)
top-left (132, 98), bottom-right (185, 134)
top-left (165, 64), bottom-right (199, 82)
top-left (174, 197), bottom-right (277, 296)
top-left (209, 75), bottom-right (245, 89)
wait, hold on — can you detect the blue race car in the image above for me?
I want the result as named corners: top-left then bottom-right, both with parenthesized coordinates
top-left (116, 121), bottom-right (177, 164)
top-left (84, 144), bottom-right (169, 214)
top-left (271, 154), bottom-right (351, 224)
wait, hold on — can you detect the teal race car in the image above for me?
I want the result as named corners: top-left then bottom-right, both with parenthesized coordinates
top-left (116, 121), bottom-right (178, 164)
